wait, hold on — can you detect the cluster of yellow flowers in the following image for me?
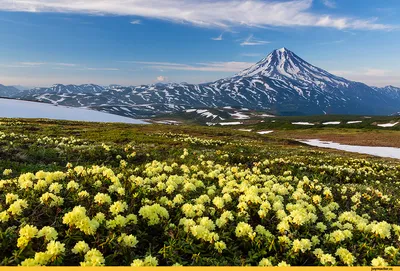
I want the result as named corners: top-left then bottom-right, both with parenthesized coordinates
top-left (130, 255), bottom-right (158, 267)
top-left (117, 233), bottom-right (139, 248)
top-left (80, 249), bottom-right (105, 266)
top-left (62, 206), bottom-right (99, 235)
top-left (335, 247), bottom-right (355, 266)
top-left (3, 169), bottom-right (12, 176)
top-left (0, 142), bottom-right (399, 267)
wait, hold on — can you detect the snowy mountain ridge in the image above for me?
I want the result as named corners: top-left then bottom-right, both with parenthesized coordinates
top-left (2, 48), bottom-right (400, 118)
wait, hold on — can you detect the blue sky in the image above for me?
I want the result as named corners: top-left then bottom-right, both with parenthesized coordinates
top-left (0, 0), bottom-right (399, 87)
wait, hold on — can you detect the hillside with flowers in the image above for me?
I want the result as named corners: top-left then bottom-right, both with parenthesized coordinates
top-left (0, 118), bottom-right (399, 266)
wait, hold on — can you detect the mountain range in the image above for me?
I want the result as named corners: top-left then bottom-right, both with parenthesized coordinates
top-left (2, 48), bottom-right (400, 118)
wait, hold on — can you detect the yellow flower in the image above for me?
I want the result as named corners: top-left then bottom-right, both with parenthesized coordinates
top-left (72, 241), bottom-right (90, 254)
top-left (385, 246), bottom-right (398, 257)
top-left (292, 239), bottom-right (312, 253)
top-left (214, 241), bottom-right (227, 253)
top-left (34, 252), bottom-right (52, 265)
top-left (335, 247), bottom-right (355, 266)
top-left (3, 169), bottom-right (12, 176)
top-left (118, 233), bottom-right (139, 248)
top-left (78, 190), bottom-right (90, 198)
top-left (328, 230), bottom-right (353, 243)
top-left (320, 254), bottom-right (336, 266)
top-left (109, 201), bottom-right (128, 216)
top-left (235, 222), bottom-right (255, 240)
top-left (66, 180), bottom-right (80, 191)
top-left (34, 179), bottom-right (48, 191)
top-left (173, 194), bottom-right (184, 205)
top-left (5, 193), bottom-right (19, 204)
top-left (212, 197), bottom-right (225, 209)
top-left (80, 249), bottom-right (105, 266)
top-left (139, 204), bottom-right (169, 226)
top-left (131, 259), bottom-right (144, 267)
top-left (20, 258), bottom-right (39, 266)
top-left (144, 255), bottom-right (158, 266)
top-left (17, 225), bottom-right (38, 248)
top-left (94, 193), bottom-right (112, 205)
top-left (95, 212), bottom-right (106, 224)
top-left (371, 257), bottom-right (388, 267)
top-left (198, 217), bottom-right (215, 231)
top-left (49, 182), bottom-right (63, 194)
top-left (37, 226), bottom-right (58, 242)
top-left (278, 261), bottom-right (290, 267)
top-left (259, 258), bottom-right (273, 266)
top-left (46, 241), bottom-right (65, 257)
top-left (371, 221), bottom-right (391, 239)
top-left (0, 211), bottom-right (10, 222)
top-left (63, 206), bottom-right (99, 235)
top-left (18, 173), bottom-right (34, 190)
top-left (8, 199), bottom-right (28, 216)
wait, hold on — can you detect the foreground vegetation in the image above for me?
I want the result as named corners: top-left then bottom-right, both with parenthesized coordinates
top-left (0, 118), bottom-right (399, 266)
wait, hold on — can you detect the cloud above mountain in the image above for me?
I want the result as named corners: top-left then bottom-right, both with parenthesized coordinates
top-left (0, 0), bottom-right (395, 30)
top-left (135, 61), bottom-right (254, 72)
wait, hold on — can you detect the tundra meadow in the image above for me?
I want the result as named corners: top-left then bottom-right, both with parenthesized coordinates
top-left (0, 119), bottom-right (399, 266)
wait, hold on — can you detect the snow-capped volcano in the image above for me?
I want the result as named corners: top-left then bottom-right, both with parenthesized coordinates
top-left (3, 48), bottom-right (400, 118)
top-left (238, 48), bottom-right (348, 87)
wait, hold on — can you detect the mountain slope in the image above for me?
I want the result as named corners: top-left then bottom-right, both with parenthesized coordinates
top-left (0, 84), bottom-right (21, 97)
top-left (7, 48), bottom-right (400, 118)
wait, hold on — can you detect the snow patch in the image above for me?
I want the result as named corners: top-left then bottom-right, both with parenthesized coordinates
top-left (377, 122), bottom-right (399, 128)
top-left (154, 120), bottom-right (181, 125)
top-left (292, 122), bottom-right (315, 126)
top-left (0, 98), bottom-right (147, 124)
top-left (219, 122), bottom-right (242, 126)
top-left (323, 121), bottom-right (341, 125)
top-left (257, 130), bottom-right (274, 135)
top-left (230, 112), bottom-right (250, 120)
top-left (347, 121), bottom-right (362, 124)
top-left (299, 139), bottom-right (400, 160)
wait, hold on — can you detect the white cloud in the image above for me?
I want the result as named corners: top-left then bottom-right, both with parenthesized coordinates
top-left (241, 53), bottom-right (263, 57)
top-left (82, 67), bottom-right (120, 71)
top-left (317, 39), bottom-right (345, 45)
top-left (1, 62), bottom-right (78, 68)
top-left (329, 68), bottom-right (400, 87)
top-left (240, 35), bottom-right (270, 46)
top-left (364, 68), bottom-right (388, 77)
top-left (137, 61), bottom-right (254, 72)
top-left (54, 63), bottom-right (77, 67)
top-left (130, 19), bottom-right (141, 25)
top-left (0, 0), bottom-right (395, 30)
top-left (157, 76), bottom-right (167, 82)
top-left (321, 0), bottom-right (335, 8)
top-left (211, 33), bottom-right (223, 41)
top-left (330, 68), bottom-right (390, 77)
top-left (18, 62), bottom-right (47, 66)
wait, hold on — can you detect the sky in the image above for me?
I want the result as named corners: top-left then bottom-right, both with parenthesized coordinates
top-left (0, 0), bottom-right (399, 88)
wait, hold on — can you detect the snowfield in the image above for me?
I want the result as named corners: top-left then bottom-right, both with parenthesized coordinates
top-left (299, 139), bottom-right (400, 160)
top-left (377, 122), bottom-right (399, 128)
top-left (230, 112), bottom-right (250, 120)
top-left (257, 131), bottom-right (274, 135)
top-left (347, 121), bottom-right (363, 124)
top-left (0, 98), bottom-right (147, 124)
top-left (292, 122), bottom-right (315, 126)
top-left (219, 122), bottom-right (242, 126)
top-left (323, 121), bottom-right (341, 125)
